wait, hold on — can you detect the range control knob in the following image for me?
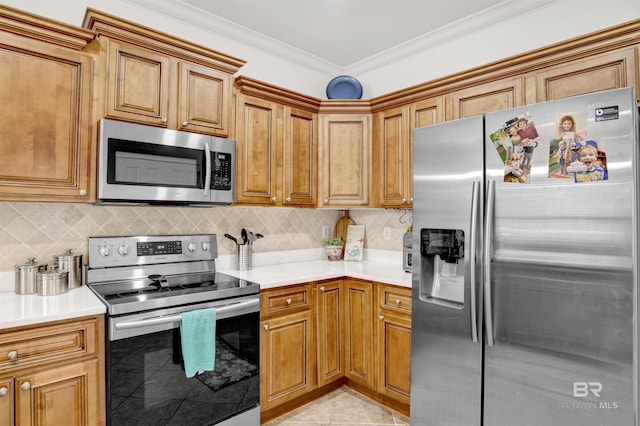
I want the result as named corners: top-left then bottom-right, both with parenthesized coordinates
top-left (99, 245), bottom-right (111, 257)
top-left (201, 241), bottom-right (210, 252)
top-left (187, 242), bottom-right (197, 253)
top-left (117, 244), bottom-right (129, 256)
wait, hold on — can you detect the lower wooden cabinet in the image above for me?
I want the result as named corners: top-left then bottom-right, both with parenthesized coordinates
top-left (0, 315), bottom-right (105, 426)
top-left (315, 280), bottom-right (344, 387)
top-left (344, 279), bottom-right (375, 390)
top-left (260, 284), bottom-right (316, 411)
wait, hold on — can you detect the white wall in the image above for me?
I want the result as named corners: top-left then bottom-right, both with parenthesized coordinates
top-left (3, 0), bottom-right (639, 98)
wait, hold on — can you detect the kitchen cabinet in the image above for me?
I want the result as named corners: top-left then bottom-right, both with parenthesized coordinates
top-left (373, 97), bottom-right (445, 208)
top-left (526, 48), bottom-right (637, 103)
top-left (84, 9), bottom-right (244, 136)
top-left (260, 284), bottom-right (316, 411)
top-left (315, 279), bottom-right (344, 387)
top-left (0, 6), bottom-right (95, 202)
top-left (344, 279), bottom-right (375, 390)
top-left (0, 315), bottom-right (105, 426)
top-left (447, 77), bottom-right (525, 120)
top-left (376, 284), bottom-right (412, 409)
top-left (318, 111), bottom-right (371, 207)
top-left (234, 77), bottom-right (318, 206)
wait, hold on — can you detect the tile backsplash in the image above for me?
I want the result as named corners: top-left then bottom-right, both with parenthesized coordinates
top-left (0, 202), bottom-right (412, 271)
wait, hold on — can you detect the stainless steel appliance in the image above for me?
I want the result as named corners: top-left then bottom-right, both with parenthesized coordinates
top-left (410, 87), bottom-right (639, 425)
top-left (403, 229), bottom-right (412, 272)
top-left (98, 119), bottom-right (236, 205)
top-left (86, 234), bottom-right (260, 426)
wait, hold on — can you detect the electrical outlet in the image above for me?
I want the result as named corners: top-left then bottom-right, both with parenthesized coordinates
top-left (322, 225), bottom-right (330, 239)
top-left (384, 227), bottom-right (391, 240)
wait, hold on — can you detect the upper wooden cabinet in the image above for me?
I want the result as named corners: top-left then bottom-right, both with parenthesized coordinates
top-left (527, 48), bottom-right (637, 103)
top-left (373, 97), bottom-right (444, 208)
top-left (84, 8), bottom-right (245, 136)
top-left (234, 77), bottom-right (319, 206)
top-left (318, 107), bottom-right (372, 208)
top-left (447, 77), bottom-right (525, 120)
top-left (0, 6), bottom-right (95, 202)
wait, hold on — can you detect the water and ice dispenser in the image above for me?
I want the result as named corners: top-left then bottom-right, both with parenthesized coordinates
top-left (419, 228), bottom-right (465, 308)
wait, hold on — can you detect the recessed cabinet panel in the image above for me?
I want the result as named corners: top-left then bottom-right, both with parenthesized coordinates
top-left (449, 78), bottom-right (524, 119)
top-left (284, 107), bottom-right (317, 205)
top-left (316, 280), bottom-right (344, 387)
top-left (0, 39), bottom-right (92, 201)
top-left (178, 62), bottom-right (230, 134)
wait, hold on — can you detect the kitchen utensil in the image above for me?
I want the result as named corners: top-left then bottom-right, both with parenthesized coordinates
top-left (36, 265), bottom-right (69, 296)
top-left (15, 257), bottom-right (47, 294)
top-left (54, 248), bottom-right (83, 288)
top-left (224, 233), bottom-right (239, 244)
top-left (241, 228), bottom-right (248, 245)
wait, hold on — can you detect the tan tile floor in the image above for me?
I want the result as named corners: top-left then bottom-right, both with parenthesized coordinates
top-left (262, 386), bottom-right (410, 425)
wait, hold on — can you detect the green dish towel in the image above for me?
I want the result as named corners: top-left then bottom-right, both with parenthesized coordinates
top-left (180, 307), bottom-right (216, 378)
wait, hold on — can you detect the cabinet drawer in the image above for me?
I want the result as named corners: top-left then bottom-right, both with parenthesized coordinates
top-left (379, 284), bottom-right (412, 313)
top-left (261, 284), bottom-right (312, 318)
top-left (0, 318), bottom-right (99, 372)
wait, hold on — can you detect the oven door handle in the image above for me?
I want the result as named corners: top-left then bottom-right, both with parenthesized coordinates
top-left (113, 297), bottom-right (260, 331)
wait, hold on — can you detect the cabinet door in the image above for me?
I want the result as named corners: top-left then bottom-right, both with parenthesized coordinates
top-left (0, 377), bottom-right (12, 426)
top-left (0, 37), bottom-right (93, 202)
top-left (374, 106), bottom-right (410, 208)
top-left (177, 61), bottom-right (230, 136)
top-left (315, 280), bottom-right (344, 387)
top-left (448, 77), bottom-right (524, 120)
top-left (235, 95), bottom-right (280, 205)
top-left (529, 48), bottom-right (637, 103)
top-left (261, 311), bottom-right (315, 410)
top-left (318, 114), bottom-right (371, 207)
top-left (282, 107), bottom-right (317, 206)
top-left (344, 279), bottom-right (375, 389)
top-left (106, 39), bottom-right (171, 126)
top-left (377, 311), bottom-right (411, 405)
top-left (15, 359), bottom-right (101, 426)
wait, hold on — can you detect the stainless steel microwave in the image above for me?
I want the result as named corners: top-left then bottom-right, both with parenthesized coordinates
top-left (97, 119), bottom-right (236, 205)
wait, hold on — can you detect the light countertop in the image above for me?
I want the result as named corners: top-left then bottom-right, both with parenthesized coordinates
top-left (1, 249), bottom-right (411, 330)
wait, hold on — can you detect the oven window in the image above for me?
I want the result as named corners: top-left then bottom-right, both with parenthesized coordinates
top-left (107, 138), bottom-right (204, 188)
top-left (107, 311), bottom-right (259, 426)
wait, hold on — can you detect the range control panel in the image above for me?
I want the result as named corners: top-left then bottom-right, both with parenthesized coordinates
top-left (88, 234), bottom-right (217, 268)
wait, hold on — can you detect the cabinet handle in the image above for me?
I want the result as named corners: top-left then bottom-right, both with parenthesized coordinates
top-left (286, 197), bottom-right (291, 203)
top-left (161, 117), bottom-right (168, 123)
top-left (402, 198), bottom-right (407, 203)
top-left (324, 198), bottom-right (329, 204)
top-left (286, 298), bottom-right (292, 305)
top-left (21, 382), bottom-right (31, 391)
top-left (7, 350), bottom-right (17, 361)
top-left (410, 197), bottom-right (414, 203)
top-left (319, 286), bottom-right (325, 292)
top-left (0, 387), bottom-right (8, 397)
top-left (396, 299), bottom-right (401, 305)
top-left (263, 324), bottom-right (269, 331)
top-left (182, 121), bottom-right (189, 127)
top-left (379, 315), bottom-right (384, 321)
top-left (271, 196), bottom-right (277, 202)
top-left (79, 189), bottom-right (87, 196)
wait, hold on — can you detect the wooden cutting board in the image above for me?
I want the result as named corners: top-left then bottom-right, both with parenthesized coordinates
top-left (333, 210), bottom-right (355, 244)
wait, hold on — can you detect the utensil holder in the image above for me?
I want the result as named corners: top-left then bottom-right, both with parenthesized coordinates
top-left (237, 245), bottom-right (252, 271)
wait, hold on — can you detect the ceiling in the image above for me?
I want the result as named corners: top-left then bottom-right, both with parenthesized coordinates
top-left (129, 0), bottom-right (560, 70)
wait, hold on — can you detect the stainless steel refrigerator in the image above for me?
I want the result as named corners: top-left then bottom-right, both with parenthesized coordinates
top-left (410, 87), bottom-right (639, 426)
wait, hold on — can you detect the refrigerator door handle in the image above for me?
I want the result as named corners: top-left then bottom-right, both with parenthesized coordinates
top-left (469, 180), bottom-right (480, 343)
top-left (484, 179), bottom-right (496, 346)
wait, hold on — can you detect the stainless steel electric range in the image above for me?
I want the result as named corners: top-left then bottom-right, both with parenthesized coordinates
top-left (86, 234), bottom-right (260, 426)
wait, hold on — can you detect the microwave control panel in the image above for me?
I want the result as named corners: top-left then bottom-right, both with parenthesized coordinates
top-left (212, 152), bottom-right (232, 190)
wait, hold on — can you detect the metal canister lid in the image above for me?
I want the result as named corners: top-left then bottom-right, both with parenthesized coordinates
top-left (54, 248), bottom-right (82, 261)
top-left (16, 257), bottom-right (46, 270)
top-left (38, 265), bottom-right (68, 279)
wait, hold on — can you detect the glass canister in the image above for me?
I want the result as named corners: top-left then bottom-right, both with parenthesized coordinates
top-left (54, 249), bottom-right (83, 289)
top-left (15, 257), bottom-right (47, 294)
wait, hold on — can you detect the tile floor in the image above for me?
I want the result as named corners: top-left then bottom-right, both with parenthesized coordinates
top-left (262, 386), bottom-right (410, 425)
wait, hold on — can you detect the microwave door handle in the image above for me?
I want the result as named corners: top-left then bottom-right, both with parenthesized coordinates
top-left (203, 140), bottom-right (212, 197)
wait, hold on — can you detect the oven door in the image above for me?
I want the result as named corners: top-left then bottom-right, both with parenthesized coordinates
top-left (106, 296), bottom-right (260, 426)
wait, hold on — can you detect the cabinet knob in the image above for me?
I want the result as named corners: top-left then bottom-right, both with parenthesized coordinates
top-left (286, 298), bottom-right (292, 305)
top-left (402, 198), bottom-right (407, 203)
top-left (410, 197), bottom-right (414, 203)
top-left (7, 350), bottom-right (17, 361)
top-left (263, 324), bottom-right (269, 331)
top-left (161, 117), bottom-right (168, 123)
top-left (21, 382), bottom-right (31, 391)
top-left (0, 387), bottom-right (8, 397)
top-left (319, 286), bottom-right (325, 292)
top-left (396, 299), bottom-right (401, 305)
top-left (182, 121), bottom-right (189, 127)
top-left (379, 315), bottom-right (384, 321)
top-left (271, 196), bottom-right (277, 202)
top-left (286, 197), bottom-right (291, 203)
top-left (79, 189), bottom-right (87, 196)
top-left (324, 198), bottom-right (329, 204)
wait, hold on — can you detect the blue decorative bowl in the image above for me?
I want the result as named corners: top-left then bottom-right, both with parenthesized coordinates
top-left (326, 75), bottom-right (363, 99)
